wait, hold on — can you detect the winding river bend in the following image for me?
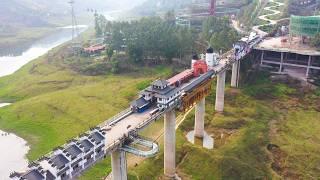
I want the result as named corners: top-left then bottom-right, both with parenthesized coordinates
top-left (0, 26), bottom-right (87, 78)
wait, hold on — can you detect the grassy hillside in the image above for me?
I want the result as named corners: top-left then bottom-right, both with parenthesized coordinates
top-left (126, 72), bottom-right (320, 179)
top-left (0, 44), bottom-right (173, 160)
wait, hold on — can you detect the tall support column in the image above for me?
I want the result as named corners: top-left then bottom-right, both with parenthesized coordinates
top-left (231, 60), bottom-right (239, 88)
top-left (237, 58), bottom-right (241, 88)
top-left (260, 50), bottom-right (264, 65)
top-left (164, 110), bottom-right (176, 178)
top-left (306, 55), bottom-right (312, 77)
top-left (215, 71), bottom-right (226, 112)
top-left (279, 52), bottom-right (284, 73)
top-left (111, 150), bottom-right (127, 180)
top-left (195, 98), bottom-right (205, 138)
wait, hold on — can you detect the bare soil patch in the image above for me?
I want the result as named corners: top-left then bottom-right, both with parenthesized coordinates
top-left (267, 144), bottom-right (300, 179)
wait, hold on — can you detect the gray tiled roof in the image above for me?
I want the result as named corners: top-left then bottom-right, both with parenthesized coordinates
top-left (46, 170), bottom-right (55, 180)
top-left (80, 139), bottom-right (94, 152)
top-left (22, 169), bottom-right (44, 180)
top-left (50, 154), bottom-right (69, 169)
top-left (90, 132), bottom-right (105, 144)
top-left (131, 97), bottom-right (149, 108)
top-left (66, 144), bottom-right (82, 159)
top-left (145, 85), bottom-right (174, 95)
top-left (152, 79), bottom-right (168, 87)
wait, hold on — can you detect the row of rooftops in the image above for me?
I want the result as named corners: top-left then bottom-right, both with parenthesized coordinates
top-left (10, 127), bottom-right (106, 180)
top-left (10, 167), bottom-right (55, 180)
top-left (144, 79), bottom-right (181, 99)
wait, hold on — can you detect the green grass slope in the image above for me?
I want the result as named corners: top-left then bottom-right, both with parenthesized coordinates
top-left (0, 48), bottom-right (173, 160)
top-left (127, 72), bottom-right (320, 180)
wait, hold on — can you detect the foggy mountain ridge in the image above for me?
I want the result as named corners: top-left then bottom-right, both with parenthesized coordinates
top-left (0, 0), bottom-right (146, 27)
top-left (134, 0), bottom-right (193, 15)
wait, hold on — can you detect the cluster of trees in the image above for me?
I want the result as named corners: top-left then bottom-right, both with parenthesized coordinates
top-left (92, 13), bottom-right (240, 75)
top-left (201, 17), bottom-right (239, 52)
top-left (238, 0), bottom-right (261, 27)
top-left (95, 15), bottom-right (194, 64)
top-left (134, 0), bottom-right (192, 16)
top-left (311, 33), bottom-right (320, 48)
top-left (94, 13), bottom-right (111, 37)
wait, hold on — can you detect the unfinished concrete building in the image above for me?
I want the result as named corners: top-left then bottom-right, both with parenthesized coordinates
top-left (255, 15), bottom-right (320, 81)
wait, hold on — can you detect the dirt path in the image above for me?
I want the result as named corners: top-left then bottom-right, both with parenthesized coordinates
top-left (252, 0), bottom-right (286, 36)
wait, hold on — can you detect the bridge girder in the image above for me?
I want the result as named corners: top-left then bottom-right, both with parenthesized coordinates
top-left (179, 79), bottom-right (213, 112)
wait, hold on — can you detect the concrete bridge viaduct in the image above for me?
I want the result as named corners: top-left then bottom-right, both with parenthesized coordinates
top-left (111, 56), bottom-right (242, 180)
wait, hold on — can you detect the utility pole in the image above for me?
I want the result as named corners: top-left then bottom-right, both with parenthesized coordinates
top-left (68, 0), bottom-right (82, 52)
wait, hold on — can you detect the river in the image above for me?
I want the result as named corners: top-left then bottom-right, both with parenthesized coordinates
top-left (0, 103), bottom-right (29, 180)
top-left (0, 26), bottom-right (87, 78)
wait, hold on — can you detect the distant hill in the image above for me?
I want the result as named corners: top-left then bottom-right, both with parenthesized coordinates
top-left (0, 0), bottom-right (146, 27)
top-left (133, 0), bottom-right (251, 16)
top-left (134, 0), bottom-right (192, 15)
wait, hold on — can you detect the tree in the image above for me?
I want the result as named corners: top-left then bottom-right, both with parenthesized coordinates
top-left (176, 28), bottom-right (193, 61)
top-left (106, 48), bottom-right (114, 60)
top-left (311, 33), bottom-right (320, 48)
top-left (164, 10), bottom-right (176, 25)
top-left (111, 25), bottom-right (124, 51)
top-left (94, 12), bottom-right (102, 37)
top-left (110, 56), bottom-right (120, 73)
top-left (128, 43), bottom-right (143, 63)
top-left (94, 14), bottom-right (195, 65)
top-left (201, 16), bottom-right (230, 40)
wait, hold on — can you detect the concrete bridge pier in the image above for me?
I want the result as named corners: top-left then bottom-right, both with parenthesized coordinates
top-left (164, 110), bottom-right (176, 179)
top-left (306, 55), bottom-right (312, 77)
top-left (111, 150), bottom-right (127, 180)
top-left (279, 52), bottom-right (284, 73)
top-left (215, 71), bottom-right (226, 112)
top-left (195, 98), bottom-right (205, 138)
top-left (231, 60), bottom-right (240, 88)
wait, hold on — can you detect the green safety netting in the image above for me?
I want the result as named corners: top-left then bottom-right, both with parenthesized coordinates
top-left (290, 15), bottom-right (320, 37)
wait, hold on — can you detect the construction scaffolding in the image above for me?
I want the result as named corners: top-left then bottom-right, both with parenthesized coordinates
top-left (290, 15), bottom-right (320, 37)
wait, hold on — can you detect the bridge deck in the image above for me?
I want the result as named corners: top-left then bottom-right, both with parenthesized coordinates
top-left (102, 55), bottom-right (235, 153)
top-left (104, 107), bottom-right (156, 151)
